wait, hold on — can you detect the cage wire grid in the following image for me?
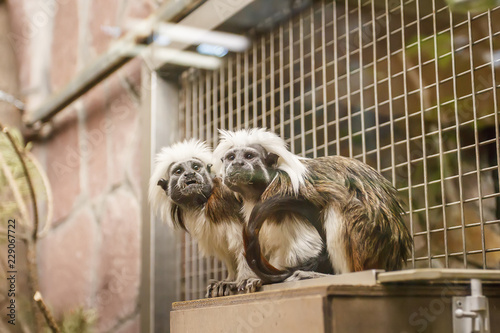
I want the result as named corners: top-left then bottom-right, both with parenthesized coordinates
top-left (175, 0), bottom-right (500, 300)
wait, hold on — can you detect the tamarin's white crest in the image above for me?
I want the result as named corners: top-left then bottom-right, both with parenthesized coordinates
top-left (213, 128), bottom-right (308, 194)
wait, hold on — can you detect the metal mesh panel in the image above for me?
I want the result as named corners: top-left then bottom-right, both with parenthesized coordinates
top-left (176, 0), bottom-right (500, 300)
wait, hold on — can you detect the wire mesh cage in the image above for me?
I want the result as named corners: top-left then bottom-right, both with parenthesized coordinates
top-left (175, 0), bottom-right (500, 300)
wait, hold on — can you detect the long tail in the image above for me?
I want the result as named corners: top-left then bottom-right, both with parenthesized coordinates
top-left (243, 196), bottom-right (328, 284)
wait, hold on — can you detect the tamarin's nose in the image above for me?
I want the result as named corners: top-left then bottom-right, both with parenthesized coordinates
top-left (185, 171), bottom-right (195, 177)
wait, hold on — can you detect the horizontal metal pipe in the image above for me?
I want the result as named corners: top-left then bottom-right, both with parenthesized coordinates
top-left (25, 0), bottom-right (202, 127)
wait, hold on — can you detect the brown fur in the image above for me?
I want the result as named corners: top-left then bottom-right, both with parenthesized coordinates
top-left (251, 155), bottom-right (412, 273)
top-left (206, 177), bottom-right (244, 224)
top-left (308, 156), bottom-right (411, 271)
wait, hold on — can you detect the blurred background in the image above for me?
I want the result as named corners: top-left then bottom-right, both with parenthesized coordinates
top-left (0, 0), bottom-right (499, 332)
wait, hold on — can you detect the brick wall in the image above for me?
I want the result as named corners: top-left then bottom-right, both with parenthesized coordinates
top-left (7, 0), bottom-right (155, 331)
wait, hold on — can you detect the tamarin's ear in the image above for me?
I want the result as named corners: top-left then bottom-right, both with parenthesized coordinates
top-left (265, 152), bottom-right (279, 167)
top-left (207, 163), bottom-right (213, 174)
top-left (157, 178), bottom-right (168, 191)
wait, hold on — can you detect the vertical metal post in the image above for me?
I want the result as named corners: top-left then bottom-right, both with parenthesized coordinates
top-left (345, 1), bottom-right (353, 158)
top-left (415, 0), bottom-right (432, 267)
top-left (270, 29), bottom-right (276, 132)
top-left (253, 39), bottom-right (258, 128)
top-left (299, 10), bottom-right (306, 156)
top-left (371, 0), bottom-right (381, 171)
top-left (431, 0), bottom-right (449, 267)
top-left (384, 0), bottom-right (396, 185)
top-left (310, 5), bottom-right (318, 158)
top-left (143, 70), bottom-right (182, 332)
top-left (262, 36), bottom-right (267, 128)
top-left (333, 1), bottom-right (340, 156)
top-left (236, 53), bottom-right (242, 130)
top-left (358, 0), bottom-right (366, 163)
top-left (289, 17), bottom-right (296, 152)
top-left (279, 23), bottom-right (286, 138)
top-left (321, 1), bottom-right (328, 156)
top-left (466, 11), bottom-right (486, 268)
top-left (400, 0), bottom-right (415, 268)
top-left (228, 57), bottom-right (234, 130)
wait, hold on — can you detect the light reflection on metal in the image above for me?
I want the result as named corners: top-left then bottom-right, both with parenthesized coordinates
top-left (100, 25), bottom-right (122, 38)
top-left (132, 46), bottom-right (222, 69)
top-left (153, 34), bottom-right (171, 47)
top-left (0, 90), bottom-right (25, 110)
top-left (196, 44), bottom-right (228, 57)
top-left (156, 22), bottom-right (250, 52)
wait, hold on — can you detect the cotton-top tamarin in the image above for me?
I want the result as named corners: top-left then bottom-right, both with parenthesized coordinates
top-left (213, 128), bottom-right (412, 284)
top-left (149, 139), bottom-right (260, 296)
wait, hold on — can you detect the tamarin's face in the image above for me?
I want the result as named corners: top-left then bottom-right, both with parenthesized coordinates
top-left (221, 145), bottom-right (278, 198)
top-left (157, 159), bottom-right (213, 208)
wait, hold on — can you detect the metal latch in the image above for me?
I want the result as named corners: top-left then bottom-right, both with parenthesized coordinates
top-left (453, 278), bottom-right (490, 333)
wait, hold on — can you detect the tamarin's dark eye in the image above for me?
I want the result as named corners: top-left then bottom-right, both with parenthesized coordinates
top-left (227, 154), bottom-right (235, 161)
top-left (245, 153), bottom-right (254, 159)
top-left (192, 164), bottom-right (200, 171)
top-left (174, 168), bottom-right (183, 175)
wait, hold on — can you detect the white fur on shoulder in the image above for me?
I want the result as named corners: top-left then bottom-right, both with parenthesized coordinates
top-left (213, 128), bottom-right (308, 194)
top-left (148, 139), bottom-right (212, 227)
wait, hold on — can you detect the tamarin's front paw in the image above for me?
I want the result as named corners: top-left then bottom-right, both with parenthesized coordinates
top-left (236, 278), bottom-right (262, 293)
top-left (205, 280), bottom-right (236, 298)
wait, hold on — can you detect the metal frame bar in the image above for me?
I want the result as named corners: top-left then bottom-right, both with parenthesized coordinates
top-left (466, 10), bottom-right (486, 268)
top-left (141, 70), bottom-right (182, 332)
